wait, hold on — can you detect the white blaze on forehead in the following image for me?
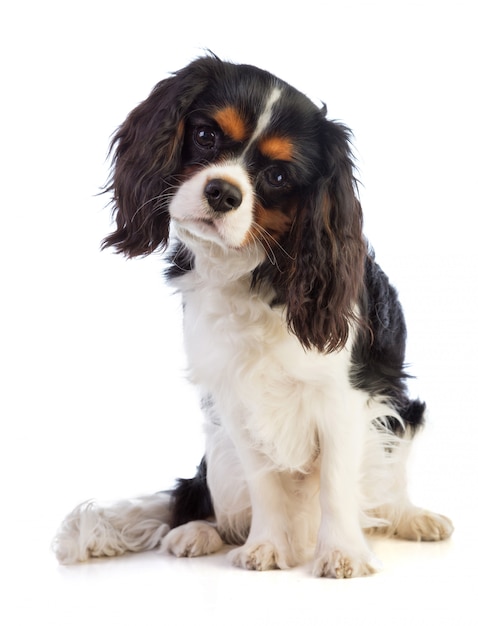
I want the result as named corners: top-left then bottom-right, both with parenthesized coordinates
top-left (246, 87), bottom-right (282, 149)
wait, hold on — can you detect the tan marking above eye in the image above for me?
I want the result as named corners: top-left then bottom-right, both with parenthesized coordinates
top-left (213, 107), bottom-right (247, 142)
top-left (259, 136), bottom-right (294, 161)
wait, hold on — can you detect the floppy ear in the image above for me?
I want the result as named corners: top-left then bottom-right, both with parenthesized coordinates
top-left (285, 117), bottom-right (367, 352)
top-left (102, 59), bottom-right (213, 257)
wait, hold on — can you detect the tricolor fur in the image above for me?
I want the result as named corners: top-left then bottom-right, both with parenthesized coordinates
top-left (53, 56), bottom-right (452, 577)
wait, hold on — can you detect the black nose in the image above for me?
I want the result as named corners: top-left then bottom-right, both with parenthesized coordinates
top-left (204, 179), bottom-right (242, 213)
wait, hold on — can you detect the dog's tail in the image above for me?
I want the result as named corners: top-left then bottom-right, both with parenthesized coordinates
top-left (53, 458), bottom-right (214, 564)
top-left (52, 492), bottom-right (173, 564)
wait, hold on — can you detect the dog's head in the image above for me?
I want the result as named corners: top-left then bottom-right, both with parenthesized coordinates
top-left (103, 56), bottom-right (366, 351)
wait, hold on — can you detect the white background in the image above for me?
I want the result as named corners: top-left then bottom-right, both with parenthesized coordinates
top-left (2, 1), bottom-right (477, 624)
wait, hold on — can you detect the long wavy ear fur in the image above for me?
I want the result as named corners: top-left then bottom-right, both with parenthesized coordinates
top-left (285, 116), bottom-right (366, 352)
top-left (102, 58), bottom-right (215, 257)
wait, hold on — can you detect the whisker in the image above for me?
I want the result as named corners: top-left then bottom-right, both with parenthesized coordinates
top-left (250, 222), bottom-right (296, 268)
top-left (130, 180), bottom-right (183, 223)
top-left (249, 224), bottom-right (278, 267)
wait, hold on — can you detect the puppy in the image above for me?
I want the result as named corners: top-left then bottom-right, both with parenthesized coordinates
top-left (53, 56), bottom-right (453, 577)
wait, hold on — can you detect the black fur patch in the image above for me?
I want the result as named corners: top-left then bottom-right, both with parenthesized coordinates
top-left (350, 253), bottom-right (425, 433)
top-left (170, 457), bottom-right (214, 528)
top-left (165, 242), bottom-right (195, 281)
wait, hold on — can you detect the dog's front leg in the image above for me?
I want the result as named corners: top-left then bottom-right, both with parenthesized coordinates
top-left (312, 391), bottom-right (380, 578)
top-left (228, 463), bottom-right (295, 571)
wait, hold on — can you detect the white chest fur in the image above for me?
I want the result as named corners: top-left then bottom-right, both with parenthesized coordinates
top-left (173, 248), bottom-right (355, 472)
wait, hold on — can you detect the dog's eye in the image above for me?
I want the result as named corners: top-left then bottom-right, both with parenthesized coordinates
top-left (194, 127), bottom-right (217, 150)
top-left (265, 166), bottom-right (288, 188)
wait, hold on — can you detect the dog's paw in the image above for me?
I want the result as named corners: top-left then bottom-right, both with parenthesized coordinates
top-left (396, 509), bottom-right (454, 542)
top-left (161, 521), bottom-right (223, 558)
top-left (229, 541), bottom-right (289, 571)
top-left (312, 548), bottom-right (381, 579)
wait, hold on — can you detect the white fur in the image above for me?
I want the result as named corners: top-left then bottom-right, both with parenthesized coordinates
top-left (169, 163), bottom-right (255, 248)
top-left (52, 85), bottom-right (453, 574)
top-left (165, 234), bottom-right (453, 576)
top-left (53, 494), bottom-right (171, 564)
top-left (52, 220), bottom-right (453, 575)
top-left (161, 521), bottom-right (223, 557)
top-left (245, 87), bottom-right (282, 147)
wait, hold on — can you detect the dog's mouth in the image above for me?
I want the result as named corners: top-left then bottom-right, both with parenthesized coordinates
top-left (175, 215), bottom-right (215, 231)
top-left (173, 216), bottom-right (223, 244)
top-left (173, 214), bottom-right (257, 254)
top-left (168, 166), bottom-right (255, 249)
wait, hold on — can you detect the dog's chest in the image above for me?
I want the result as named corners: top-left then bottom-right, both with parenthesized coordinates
top-left (177, 270), bottom-right (343, 471)
top-left (181, 275), bottom-right (285, 381)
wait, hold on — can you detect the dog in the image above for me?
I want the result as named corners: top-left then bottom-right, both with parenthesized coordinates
top-left (53, 55), bottom-right (453, 577)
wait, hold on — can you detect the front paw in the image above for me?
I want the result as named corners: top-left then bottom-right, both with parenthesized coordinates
top-left (313, 548), bottom-right (381, 579)
top-left (229, 541), bottom-right (289, 571)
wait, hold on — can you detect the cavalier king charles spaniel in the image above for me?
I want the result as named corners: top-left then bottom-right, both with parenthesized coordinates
top-left (53, 55), bottom-right (453, 577)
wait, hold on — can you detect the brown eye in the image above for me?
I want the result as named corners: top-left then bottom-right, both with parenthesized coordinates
top-left (265, 166), bottom-right (288, 188)
top-left (194, 127), bottom-right (217, 150)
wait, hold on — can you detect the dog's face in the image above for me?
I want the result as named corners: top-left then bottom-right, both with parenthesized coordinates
top-left (103, 57), bottom-right (366, 352)
top-left (169, 76), bottom-right (322, 251)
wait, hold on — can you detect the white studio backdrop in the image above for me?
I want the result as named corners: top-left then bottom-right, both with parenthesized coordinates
top-left (2, 0), bottom-right (477, 602)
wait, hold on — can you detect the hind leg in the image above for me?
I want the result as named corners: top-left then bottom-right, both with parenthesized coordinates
top-left (161, 521), bottom-right (224, 557)
top-left (369, 496), bottom-right (453, 543)
top-left (371, 444), bottom-right (453, 542)
top-left (365, 422), bottom-right (453, 543)
top-left (393, 503), bottom-right (453, 541)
